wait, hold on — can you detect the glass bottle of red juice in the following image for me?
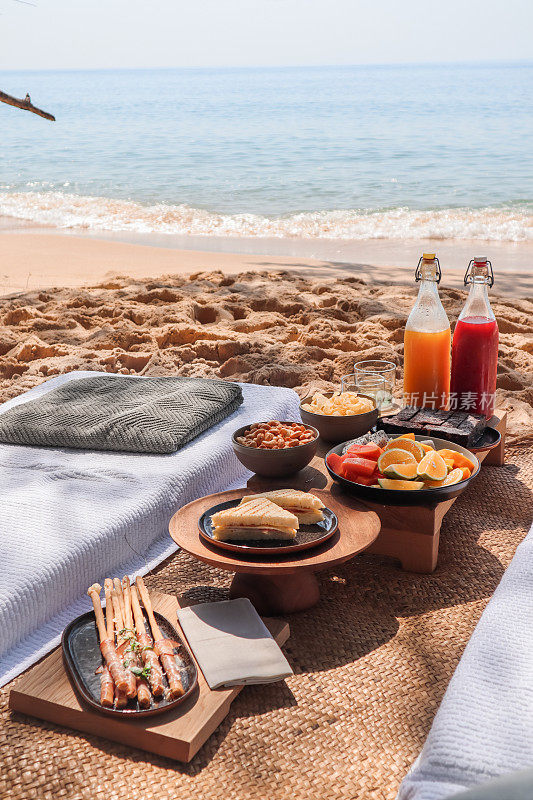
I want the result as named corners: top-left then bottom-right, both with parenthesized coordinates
top-left (450, 257), bottom-right (499, 418)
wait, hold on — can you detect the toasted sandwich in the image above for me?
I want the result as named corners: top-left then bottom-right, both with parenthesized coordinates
top-left (239, 489), bottom-right (325, 525)
top-left (210, 498), bottom-right (298, 541)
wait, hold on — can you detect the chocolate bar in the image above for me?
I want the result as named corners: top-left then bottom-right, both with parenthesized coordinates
top-left (379, 406), bottom-right (486, 446)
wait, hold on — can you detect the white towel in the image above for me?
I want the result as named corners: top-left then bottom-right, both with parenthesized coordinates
top-left (177, 598), bottom-right (293, 689)
top-left (0, 371), bottom-right (302, 686)
top-left (397, 522), bottom-right (533, 800)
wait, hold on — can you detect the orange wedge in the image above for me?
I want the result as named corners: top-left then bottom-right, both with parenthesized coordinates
top-left (382, 462), bottom-right (419, 480)
top-left (378, 478), bottom-right (424, 490)
top-left (377, 448), bottom-right (417, 473)
top-left (426, 467), bottom-right (466, 488)
top-left (441, 468), bottom-right (465, 486)
top-left (417, 451), bottom-right (448, 481)
top-left (436, 448), bottom-right (477, 472)
top-left (384, 437), bottom-right (425, 462)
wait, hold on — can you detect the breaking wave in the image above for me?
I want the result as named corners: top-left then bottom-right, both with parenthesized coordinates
top-left (0, 192), bottom-right (531, 242)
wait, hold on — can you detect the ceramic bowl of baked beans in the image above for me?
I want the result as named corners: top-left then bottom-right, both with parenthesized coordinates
top-left (231, 420), bottom-right (319, 477)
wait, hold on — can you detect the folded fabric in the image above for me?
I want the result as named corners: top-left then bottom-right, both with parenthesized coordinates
top-left (448, 769), bottom-right (533, 800)
top-left (177, 598), bottom-right (293, 689)
top-left (397, 522), bottom-right (533, 800)
top-left (0, 375), bottom-right (243, 454)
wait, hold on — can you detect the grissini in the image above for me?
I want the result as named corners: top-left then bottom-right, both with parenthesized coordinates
top-left (122, 576), bottom-right (152, 708)
top-left (97, 579), bottom-right (116, 708)
top-left (87, 583), bottom-right (128, 694)
top-left (130, 583), bottom-right (165, 698)
top-left (104, 578), bottom-right (127, 708)
top-left (112, 578), bottom-right (137, 700)
top-left (136, 576), bottom-right (185, 699)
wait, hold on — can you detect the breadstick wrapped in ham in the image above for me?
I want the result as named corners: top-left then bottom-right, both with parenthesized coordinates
top-left (112, 579), bottom-right (137, 700)
top-left (98, 579), bottom-right (116, 708)
top-left (98, 664), bottom-right (115, 707)
top-left (136, 576), bottom-right (185, 699)
top-left (122, 576), bottom-right (152, 709)
top-left (130, 583), bottom-right (165, 698)
top-left (103, 578), bottom-right (127, 708)
top-left (87, 583), bottom-right (128, 695)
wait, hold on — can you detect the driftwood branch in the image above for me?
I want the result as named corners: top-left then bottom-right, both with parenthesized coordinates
top-left (0, 90), bottom-right (55, 121)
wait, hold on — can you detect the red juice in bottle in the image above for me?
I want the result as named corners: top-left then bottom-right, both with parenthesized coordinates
top-left (450, 258), bottom-right (499, 418)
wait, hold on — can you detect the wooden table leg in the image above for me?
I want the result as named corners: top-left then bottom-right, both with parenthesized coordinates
top-left (365, 524), bottom-right (440, 573)
top-left (482, 411), bottom-right (507, 466)
top-left (362, 502), bottom-right (450, 573)
top-left (229, 571), bottom-right (320, 615)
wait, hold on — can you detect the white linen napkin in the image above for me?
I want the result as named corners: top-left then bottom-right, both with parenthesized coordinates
top-left (177, 598), bottom-right (293, 689)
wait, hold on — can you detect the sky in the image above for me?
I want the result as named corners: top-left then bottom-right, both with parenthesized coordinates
top-left (1, 0), bottom-right (532, 71)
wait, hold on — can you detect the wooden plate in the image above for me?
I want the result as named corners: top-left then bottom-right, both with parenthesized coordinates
top-left (62, 609), bottom-right (198, 718)
top-left (198, 497), bottom-right (338, 555)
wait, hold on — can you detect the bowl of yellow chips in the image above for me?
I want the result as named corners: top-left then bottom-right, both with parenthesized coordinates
top-left (300, 391), bottom-right (379, 443)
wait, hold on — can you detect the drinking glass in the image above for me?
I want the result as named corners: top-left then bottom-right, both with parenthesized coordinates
top-left (340, 373), bottom-right (389, 411)
top-left (354, 360), bottom-right (396, 410)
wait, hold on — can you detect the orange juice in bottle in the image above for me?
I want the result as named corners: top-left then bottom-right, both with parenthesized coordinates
top-left (403, 253), bottom-right (450, 409)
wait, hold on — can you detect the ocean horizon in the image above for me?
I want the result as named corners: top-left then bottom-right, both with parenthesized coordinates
top-left (1, 63), bottom-right (532, 242)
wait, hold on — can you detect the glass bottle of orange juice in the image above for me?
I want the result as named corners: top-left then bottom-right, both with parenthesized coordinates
top-left (403, 253), bottom-right (450, 409)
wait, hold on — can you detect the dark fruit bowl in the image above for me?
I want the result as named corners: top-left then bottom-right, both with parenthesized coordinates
top-left (300, 392), bottom-right (378, 443)
top-left (231, 421), bottom-right (319, 478)
top-left (325, 435), bottom-right (481, 506)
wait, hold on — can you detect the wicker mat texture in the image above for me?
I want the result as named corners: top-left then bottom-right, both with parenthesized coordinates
top-left (2, 444), bottom-right (532, 800)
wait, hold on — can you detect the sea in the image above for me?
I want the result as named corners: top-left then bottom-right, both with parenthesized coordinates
top-left (0, 63), bottom-right (532, 242)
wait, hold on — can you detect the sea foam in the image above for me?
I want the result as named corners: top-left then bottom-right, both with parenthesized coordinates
top-left (0, 192), bottom-right (531, 242)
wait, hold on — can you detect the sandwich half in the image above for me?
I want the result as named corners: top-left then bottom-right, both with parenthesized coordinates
top-left (239, 489), bottom-right (325, 525)
top-left (210, 497), bottom-right (298, 541)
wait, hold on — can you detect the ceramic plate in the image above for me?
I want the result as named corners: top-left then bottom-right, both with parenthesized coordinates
top-left (199, 497), bottom-right (338, 555)
top-left (62, 609), bottom-right (198, 717)
top-left (326, 435), bottom-right (481, 507)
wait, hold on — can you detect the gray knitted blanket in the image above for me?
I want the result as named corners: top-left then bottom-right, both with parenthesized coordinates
top-left (0, 375), bottom-right (243, 454)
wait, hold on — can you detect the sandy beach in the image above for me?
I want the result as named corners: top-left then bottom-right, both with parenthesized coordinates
top-left (1, 228), bottom-right (533, 298)
top-left (0, 229), bottom-right (531, 444)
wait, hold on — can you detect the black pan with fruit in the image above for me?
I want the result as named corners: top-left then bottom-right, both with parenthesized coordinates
top-left (325, 434), bottom-right (481, 506)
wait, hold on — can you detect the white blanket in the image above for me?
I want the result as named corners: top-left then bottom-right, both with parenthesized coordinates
top-left (397, 522), bottom-right (533, 800)
top-left (0, 371), bottom-right (301, 686)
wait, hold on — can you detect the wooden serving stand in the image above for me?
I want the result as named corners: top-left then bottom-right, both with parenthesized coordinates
top-left (248, 410), bottom-right (507, 574)
top-left (9, 591), bottom-right (290, 763)
top-left (169, 488), bottom-right (380, 615)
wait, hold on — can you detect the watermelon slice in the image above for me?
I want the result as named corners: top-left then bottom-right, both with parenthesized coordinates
top-left (326, 452), bottom-right (345, 475)
top-left (344, 442), bottom-right (382, 460)
top-left (342, 457), bottom-right (377, 480)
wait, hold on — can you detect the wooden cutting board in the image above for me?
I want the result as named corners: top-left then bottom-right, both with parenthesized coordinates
top-left (9, 590), bottom-right (290, 762)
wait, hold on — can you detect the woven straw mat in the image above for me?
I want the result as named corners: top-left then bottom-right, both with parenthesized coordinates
top-left (2, 443), bottom-right (532, 800)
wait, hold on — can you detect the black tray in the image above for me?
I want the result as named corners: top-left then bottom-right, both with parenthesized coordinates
top-left (468, 426), bottom-right (501, 453)
top-left (199, 498), bottom-right (338, 555)
top-left (62, 609), bottom-right (198, 717)
top-left (376, 419), bottom-right (501, 453)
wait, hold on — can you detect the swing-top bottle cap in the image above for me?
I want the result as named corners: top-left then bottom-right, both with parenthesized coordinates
top-left (416, 253), bottom-right (441, 282)
top-left (464, 257), bottom-right (494, 287)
